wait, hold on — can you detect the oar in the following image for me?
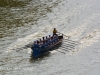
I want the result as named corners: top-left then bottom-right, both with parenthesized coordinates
top-left (59, 48), bottom-right (72, 52)
top-left (61, 45), bottom-right (75, 47)
top-left (62, 42), bottom-right (76, 45)
top-left (57, 32), bottom-right (70, 39)
top-left (61, 45), bottom-right (75, 49)
top-left (62, 42), bottom-right (78, 45)
top-left (63, 39), bottom-right (80, 44)
top-left (54, 49), bottom-right (66, 54)
top-left (59, 46), bottom-right (75, 50)
top-left (58, 48), bottom-right (69, 51)
top-left (13, 43), bottom-right (34, 52)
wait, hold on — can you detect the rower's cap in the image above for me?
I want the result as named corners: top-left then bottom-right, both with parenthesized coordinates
top-left (49, 35), bottom-right (51, 37)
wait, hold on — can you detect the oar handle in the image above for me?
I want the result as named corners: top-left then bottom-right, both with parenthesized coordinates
top-left (57, 32), bottom-right (70, 39)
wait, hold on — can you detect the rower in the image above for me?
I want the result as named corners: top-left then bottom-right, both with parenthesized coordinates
top-left (41, 41), bottom-right (46, 49)
top-left (45, 40), bottom-right (48, 47)
top-left (51, 35), bottom-right (58, 45)
top-left (50, 37), bottom-right (54, 45)
top-left (49, 35), bottom-right (51, 38)
top-left (46, 36), bottom-right (48, 39)
top-left (54, 35), bottom-right (58, 42)
top-left (42, 37), bottom-right (45, 42)
top-left (46, 37), bottom-right (52, 46)
top-left (39, 38), bottom-right (42, 42)
top-left (33, 41), bottom-right (40, 50)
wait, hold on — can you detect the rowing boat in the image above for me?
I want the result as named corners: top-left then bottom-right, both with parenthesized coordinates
top-left (31, 35), bottom-right (63, 58)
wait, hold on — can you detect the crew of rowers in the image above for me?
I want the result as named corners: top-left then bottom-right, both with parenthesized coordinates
top-left (33, 35), bottom-right (60, 48)
top-left (33, 28), bottom-right (59, 49)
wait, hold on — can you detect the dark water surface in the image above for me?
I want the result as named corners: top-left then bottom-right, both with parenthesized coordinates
top-left (0, 0), bottom-right (60, 38)
top-left (0, 0), bottom-right (30, 38)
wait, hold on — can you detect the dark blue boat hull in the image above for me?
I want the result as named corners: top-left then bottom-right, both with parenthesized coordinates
top-left (31, 36), bottom-right (63, 58)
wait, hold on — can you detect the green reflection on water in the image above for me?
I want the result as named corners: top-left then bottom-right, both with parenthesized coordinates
top-left (0, 0), bottom-right (59, 39)
top-left (0, 0), bottom-right (31, 7)
top-left (0, 0), bottom-right (32, 38)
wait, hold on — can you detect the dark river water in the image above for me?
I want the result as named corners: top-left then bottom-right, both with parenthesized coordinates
top-left (0, 0), bottom-right (57, 38)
